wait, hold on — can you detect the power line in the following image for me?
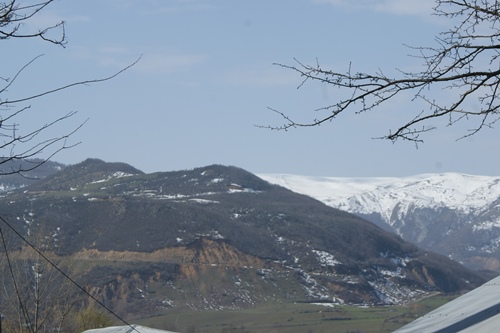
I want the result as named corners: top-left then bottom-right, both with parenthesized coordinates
top-left (0, 226), bottom-right (33, 333)
top-left (0, 214), bottom-right (141, 333)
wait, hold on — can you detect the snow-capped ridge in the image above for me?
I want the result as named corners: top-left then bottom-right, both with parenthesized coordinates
top-left (259, 172), bottom-right (500, 218)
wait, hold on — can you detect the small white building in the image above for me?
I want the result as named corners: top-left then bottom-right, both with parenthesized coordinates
top-left (82, 325), bottom-right (178, 333)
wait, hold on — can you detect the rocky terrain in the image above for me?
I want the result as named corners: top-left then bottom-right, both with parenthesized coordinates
top-left (0, 159), bottom-right (485, 321)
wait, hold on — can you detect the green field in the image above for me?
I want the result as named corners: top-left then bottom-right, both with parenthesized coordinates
top-left (136, 294), bottom-right (457, 333)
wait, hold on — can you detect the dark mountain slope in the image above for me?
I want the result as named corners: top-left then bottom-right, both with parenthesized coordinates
top-left (0, 159), bottom-right (485, 318)
top-left (28, 158), bottom-right (143, 191)
top-left (0, 158), bottom-right (64, 191)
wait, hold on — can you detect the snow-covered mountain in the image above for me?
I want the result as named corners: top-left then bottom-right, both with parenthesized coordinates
top-left (258, 173), bottom-right (500, 274)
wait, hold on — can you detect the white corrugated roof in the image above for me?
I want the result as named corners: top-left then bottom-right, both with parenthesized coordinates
top-left (394, 275), bottom-right (500, 333)
top-left (82, 325), bottom-right (178, 333)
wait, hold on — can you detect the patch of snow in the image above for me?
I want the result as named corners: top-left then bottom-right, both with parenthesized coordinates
top-left (380, 252), bottom-right (412, 267)
top-left (311, 303), bottom-right (336, 307)
top-left (368, 280), bottom-right (426, 305)
top-left (479, 238), bottom-right (500, 253)
top-left (162, 299), bottom-right (174, 307)
top-left (113, 171), bottom-right (134, 178)
top-left (312, 250), bottom-right (341, 267)
top-left (297, 269), bottom-right (332, 301)
top-left (89, 172), bottom-right (135, 185)
top-left (212, 231), bottom-right (224, 239)
top-left (197, 230), bottom-right (224, 239)
top-left (473, 217), bottom-right (500, 231)
top-left (227, 183), bottom-right (260, 194)
top-left (189, 198), bottom-right (220, 204)
top-left (379, 267), bottom-right (404, 278)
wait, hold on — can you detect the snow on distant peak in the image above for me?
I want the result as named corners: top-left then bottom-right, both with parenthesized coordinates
top-left (258, 173), bottom-right (500, 221)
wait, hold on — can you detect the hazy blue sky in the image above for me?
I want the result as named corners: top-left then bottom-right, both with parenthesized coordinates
top-left (5, 0), bottom-right (499, 176)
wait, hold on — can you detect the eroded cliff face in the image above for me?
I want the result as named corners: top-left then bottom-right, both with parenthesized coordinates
top-left (74, 238), bottom-right (269, 268)
top-left (71, 237), bottom-right (473, 321)
top-left (78, 239), bottom-right (298, 319)
top-left (2, 237), bottom-right (483, 324)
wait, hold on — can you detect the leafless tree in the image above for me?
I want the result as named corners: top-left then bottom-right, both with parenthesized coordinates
top-left (0, 227), bottom-right (80, 333)
top-left (266, 0), bottom-right (500, 143)
top-left (0, 0), bottom-right (138, 176)
top-left (0, 220), bottom-right (131, 332)
top-left (0, 1), bottom-right (138, 332)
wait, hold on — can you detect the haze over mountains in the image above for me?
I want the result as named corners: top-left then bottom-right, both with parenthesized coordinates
top-left (0, 158), bottom-right (485, 322)
top-left (259, 173), bottom-right (500, 274)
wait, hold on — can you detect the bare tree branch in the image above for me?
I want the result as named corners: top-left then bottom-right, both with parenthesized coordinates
top-left (0, 1), bottom-right (140, 176)
top-left (265, 0), bottom-right (500, 142)
top-left (0, 2), bottom-right (142, 332)
top-left (0, 1), bottom-right (66, 46)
